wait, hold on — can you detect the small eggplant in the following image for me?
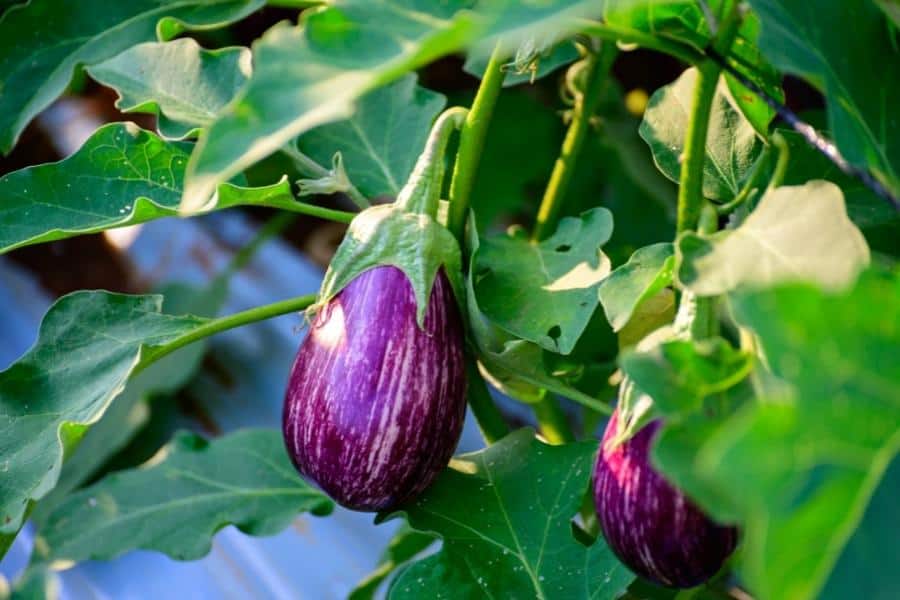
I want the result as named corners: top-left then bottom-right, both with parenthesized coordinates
top-left (593, 409), bottom-right (737, 587)
top-left (283, 265), bottom-right (466, 511)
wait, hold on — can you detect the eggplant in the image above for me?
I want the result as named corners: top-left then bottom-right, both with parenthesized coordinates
top-left (283, 265), bottom-right (466, 511)
top-left (593, 409), bottom-right (737, 587)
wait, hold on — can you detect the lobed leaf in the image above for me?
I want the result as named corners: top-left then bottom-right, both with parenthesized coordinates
top-left (640, 66), bottom-right (763, 201)
top-left (0, 122), bottom-right (319, 255)
top-left (0, 292), bottom-right (205, 536)
top-left (677, 181), bottom-right (870, 295)
top-left (32, 430), bottom-right (331, 564)
top-left (472, 208), bottom-right (613, 355)
top-left (387, 429), bottom-right (633, 599)
top-left (86, 39), bottom-right (252, 140)
top-left (0, 0), bottom-right (263, 152)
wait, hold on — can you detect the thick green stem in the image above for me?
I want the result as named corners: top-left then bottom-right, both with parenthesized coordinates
top-left (576, 19), bottom-right (703, 66)
top-left (139, 294), bottom-right (317, 369)
top-left (532, 395), bottom-right (576, 445)
top-left (397, 107), bottom-right (468, 217)
top-left (466, 359), bottom-right (510, 445)
top-left (447, 43), bottom-right (507, 242)
top-left (675, 3), bottom-right (743, 234)
top-left (533, 41), bottom-right (617, 241)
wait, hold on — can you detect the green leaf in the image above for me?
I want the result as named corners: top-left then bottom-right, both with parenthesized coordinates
top-left (602, 0), bottom-right (709, 50)
top-left (86, 39), bottom-right (251, 140)
top-left (776, 131), bottom-right (898, 228)
top-left (677, 180), bottom-right (870, 295)
top-left (0, 0), bottom-right (263, 152)
top-left (387, 430), bottom-right (633, 599)
top-left (296, 75), bottom-right (446, 199)
top-left (182, 0), bottom-right (476, 211)
top-left (32, 430), bottom-right (331, 564)
top-left (0, 291), bottom-right (205, 535)
top-left (182, 0), bottom-right (601, 211)
top-left (464, 40), bottom-right (579, 87)
top-left (820, 456), bottom-right (900, 600)
top-left (654, 269), bottom-right (900, 600)
top-left (621, 337), bottom-right (752, 417)
top-left (30, 281), bottom-right (228, 527)
top-left (472, 208), bottom-right (613, 355)
top-left (597, 242), bottom-right (674, 332)
top-left (640, 67), bottom-right (763, 201)
top-left (0, 122), bottom-right (327, 255)
top-left (349, 525), bottom-right (435, 600)
top-left (746, 0), bottom-right (900, 196)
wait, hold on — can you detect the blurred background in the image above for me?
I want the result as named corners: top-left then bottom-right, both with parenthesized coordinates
top-left (0, 6), bottom-right (826, 598)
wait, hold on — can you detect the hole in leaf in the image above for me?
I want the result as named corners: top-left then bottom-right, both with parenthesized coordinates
top-left (555, 244), bottom-right (572, 252)
top-left (547, 325), bottom-right (562, 348)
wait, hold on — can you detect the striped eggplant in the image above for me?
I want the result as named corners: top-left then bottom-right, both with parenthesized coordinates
top-left (593, 409), bottom-right (737, 588)
top-left (283, 265), bottom-right (466, 511)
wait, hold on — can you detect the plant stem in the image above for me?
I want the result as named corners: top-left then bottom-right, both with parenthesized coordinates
top-left (280, 144), bottom-right (369, 209)
top-left (466, 359), bottom-right (510, 444)
top-left (716, 146), bottom-right (773, 215)
top-left (139, 294), bottom-right (317, 370)
top-left (262, 192), bottom-right (355, 224)
top-left (767, 131), bottom-right (790, 191)
top-left (575, 19), bottom-right (703, 65)
top-left (447, 42), bottom-right (507, 242)
top-left (675, 3), bottom-right (743, 234)
top-left (532, 41), bottom-right (617, 241)
top-left (532, 395), bottom-right (576, 444)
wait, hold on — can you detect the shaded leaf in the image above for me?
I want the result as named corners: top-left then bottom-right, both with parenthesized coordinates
top-left (654, 269), bottom-right (900, 600)
top-left (0, 0), bottom-right (263, 152)
top-left (0, 123), bottom-right (318, 254)
top-left (677, 180), bottom-right (870, 295)
top-left (472, 208), bottom-right (613, 355)
top-left (87, 39), bottom-right (251, 140)
top-left (33, 430), bottom-right (331, 563)
top-left (387, 430), bottom-right (633, 599)
top-left (747, 0), bottom-right (900, 196)
top-left (598, 243), bottom-right (674, 332)
top-left (640, 67), bottom-right (763, 201)
top-left (297, 75), bottom-right (446, 199)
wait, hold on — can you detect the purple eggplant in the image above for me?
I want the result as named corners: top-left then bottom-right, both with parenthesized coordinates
top-left (283, 265), bottom-right (466, 511)
top-left (593, 409), bottom-right (737, 587)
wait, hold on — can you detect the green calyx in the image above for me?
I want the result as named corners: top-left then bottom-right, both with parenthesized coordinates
top-left (312, 108), bottom-right (469, 327)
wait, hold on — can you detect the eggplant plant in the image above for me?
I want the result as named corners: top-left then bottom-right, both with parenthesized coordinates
top-left (0, 1), bottom-right (898, 599)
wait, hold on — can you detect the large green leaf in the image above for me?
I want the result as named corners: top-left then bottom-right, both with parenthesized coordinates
top-left (640, 66), bottom-right (763, 201)
top-left (29, 281), bottom-right (228, 528)
top-left (297, 75), bottom-right (446, 199)
top-left (746, 0), bottom-right (900, 196)
top-left (32, 430), bottom-right (331, 564)
top-left (387, 429), bottom-right (634, 599)
top-left (677, 181), bottom-right (870, 295)
top-left (86, 39), bottom-right (251, 140)
top-left (0, 122), bottom-right (323, 255)
top-left (597, 242), bottom-right (674, 332)
top-left (0, 291), bottom-right (206, 536)
top-left (182, 0), bottom-right (602, 211)
top-left (653, 269), bottom-right (900, 600)
top-left (472, 208), bottom-right (613, 355)
top-left (0, 0), bottom-right (263, 152)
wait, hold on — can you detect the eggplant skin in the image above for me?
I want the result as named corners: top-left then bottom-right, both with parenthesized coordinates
top-left (593, 410), bottom-right (737, 588)
top-left (283, 265), bottom-right (467, 512)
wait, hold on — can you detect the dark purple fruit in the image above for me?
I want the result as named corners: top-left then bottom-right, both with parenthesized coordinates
top-left (283, 265), bottom-right (466, 511)
top-left (593, 409), bottom-right (737, 587)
